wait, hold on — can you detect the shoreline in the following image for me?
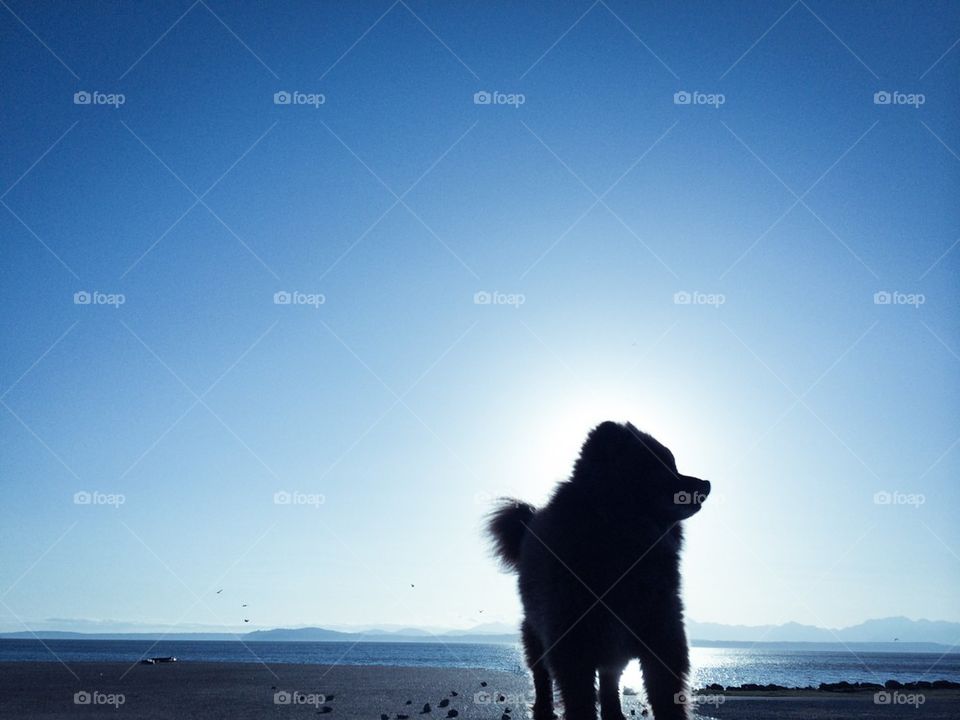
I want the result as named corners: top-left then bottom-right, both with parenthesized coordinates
top-left (1, 661), bottom-right (959, 719)
top-left (1, 635), bottom-right (954, 654)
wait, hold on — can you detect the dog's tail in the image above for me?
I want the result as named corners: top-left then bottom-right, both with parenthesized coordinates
top-left (486, 499), bottom-right (536, 571)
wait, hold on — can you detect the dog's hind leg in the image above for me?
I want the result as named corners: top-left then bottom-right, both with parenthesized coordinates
top-left (552, 659), bottom-right (597, 720)
top-left (522, 620), bottom-right (556, 720)
top-left (598, 666), bottom-right (626, 720)
top-left (638, 620), bottom-right (690, 720)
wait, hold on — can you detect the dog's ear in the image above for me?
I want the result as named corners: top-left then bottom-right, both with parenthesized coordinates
top-left (578, 421), bottom-right (628, 467)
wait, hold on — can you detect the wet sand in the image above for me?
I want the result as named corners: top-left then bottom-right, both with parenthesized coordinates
top-left (1, 662), bottom-right (957, 718)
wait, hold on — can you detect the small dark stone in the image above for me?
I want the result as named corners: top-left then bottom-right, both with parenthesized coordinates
top-left (480, 681), bottom-right (487, 687)
top-left (397, 715), bottom-right (409, 720)
top-left (497, 694), bottom-right (505, 702)
top-left (406, 700), bottom-right (412, 704)
top-left (438, 699), bottom-right (449, 708)
top-left (318, 707), bottom-right (332, 714)
top-left (421, 702), bottom-right (431, 713)
top-left (450, 691), bottom-right (458, 697)
top-left (381, 714), bottom-right (388, 720)
top-left (446, 711), bottom-right (458, 719)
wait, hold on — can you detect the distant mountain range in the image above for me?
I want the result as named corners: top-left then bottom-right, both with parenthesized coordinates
top-left (686, 616), bottom-right (960, 645)
top-left (2, 617), bottom-right (958, 650)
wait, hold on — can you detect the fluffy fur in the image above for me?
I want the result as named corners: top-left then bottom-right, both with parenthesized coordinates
top-left (487, 421), bottom-right (711, 720)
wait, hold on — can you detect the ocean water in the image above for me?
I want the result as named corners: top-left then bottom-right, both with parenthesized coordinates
top-left (1, 640), bottom-right (958, 688)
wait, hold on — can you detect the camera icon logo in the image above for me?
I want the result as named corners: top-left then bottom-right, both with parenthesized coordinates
top-left (274, 91), bottom-right (292, 105)
top-left (74, 290), bottom-right (91, 305)
top-left (74, 691), bottom-right (92, 705)
top-left (673, 291), bottom-right (691, 305)
top-left (873, 290), bottom-right (892, 305)
top-left (873, 491), bottom-right (892, 505)
top-left (274, 491), bottom-right (292, 505)
top-left (473, 691), bottom-right (492, 704)
top-left (673, 491), bottom-right (692, 505)
top-left (873, 91), bottom-right (892, 105)
top-left (473, 291), bottom-right (492, 305)
top-left (74, 491), bottom-right (92, 505)
top-left (273, 291), bottom-right (292, 305)
top-left (73, 91), bottom-right (91, 105)
top-left (474, 91), bottom-right (492, 105)
top-left (274, 690), bottom-right (292, 704)
top-left (673, 91), bottom-right (692, 105)
top-left (874, 691), bottom-right (891, 704)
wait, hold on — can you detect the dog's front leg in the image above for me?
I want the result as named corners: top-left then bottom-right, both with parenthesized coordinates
top-left (638, 620), bottom-right (691, 720)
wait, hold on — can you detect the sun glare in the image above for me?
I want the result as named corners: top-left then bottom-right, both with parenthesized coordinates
top-left (519, 386), bottom-right (688, 501)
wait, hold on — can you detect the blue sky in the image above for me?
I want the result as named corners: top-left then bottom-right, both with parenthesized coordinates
top-left (1, 1), bottom-right (958, 635)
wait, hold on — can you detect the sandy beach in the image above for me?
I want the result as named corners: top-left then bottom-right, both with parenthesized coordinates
top-left (1, 662), bottom-right (958, 719)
